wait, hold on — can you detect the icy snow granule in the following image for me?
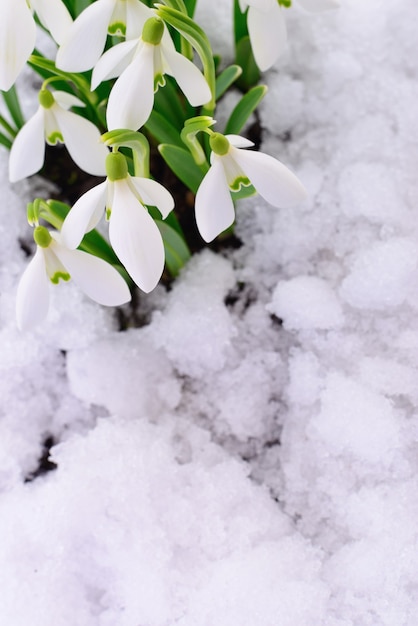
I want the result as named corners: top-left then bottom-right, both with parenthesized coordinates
top-left (340, 238), bottom-right (418, 310)
top-left (267, 275), bottom-right (344, 330)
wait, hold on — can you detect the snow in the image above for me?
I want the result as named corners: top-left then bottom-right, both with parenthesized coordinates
top-left (1, 0), bottom-right (418, 624)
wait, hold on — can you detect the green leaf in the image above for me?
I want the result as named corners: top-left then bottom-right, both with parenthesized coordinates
top-left (153, 76), bottom-right (187, 128)
top-left (0, 132), bottom-right (12, 150)
top-left (234, 0), bottom-right (248, 44)
top-left (155, 219), bottom-right (191, 277)
top-left (2, 85), bottom-right (25, 130)
top-left (235, 36), bottom-right (261, 91)
top-left (159, 144), bottom-right (204, 193)
top-left (224, 85), bottom-right (267, 135)
top-left (215, 65), bottom-right (243, 100)
top-left (145, 110), bottom-right (183, 147)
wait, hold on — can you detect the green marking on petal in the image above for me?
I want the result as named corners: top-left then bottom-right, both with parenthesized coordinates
top-left (154, 73), bottom-right (166, 92)
top-left (106, 207), bottom-right (112, 220)
top-left (33, 226), bottom-right (52, 248)
top-left (50, 271), bottom-right (71, 285)
top-left (108, 21), bottom-right (126, 36)
top-left (229, 176), bottom-right (251, 192)
top-left (38, 89), bottom-right (55, 109)
top-left (46, 131), bottom-right (64, 146)
top-left (278, 0), bottom-right (292, 7)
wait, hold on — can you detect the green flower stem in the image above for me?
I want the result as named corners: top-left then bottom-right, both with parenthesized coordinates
top-left (102, 130), bottom-right (151, 179)
top-left (155, 5), bottom-right (216, 114)
top-left (181, 116), bottom-right (215, 168)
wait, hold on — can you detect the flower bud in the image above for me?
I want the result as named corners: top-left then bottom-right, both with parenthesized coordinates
top-left (142, 17), bottom-right (164, 45)
top-left (209, 133), bottom-right (230, 156)
top-left (106, 152), bottom-right (128, 181)
top-left (33, 226), bottom-right (52, 248)
top-left (38, 89), bottom-right (55, 109)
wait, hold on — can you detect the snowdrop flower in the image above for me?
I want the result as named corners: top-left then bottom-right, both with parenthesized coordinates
top-left (9, 89), bottom-right (108, 183)
top-left (0, 0), bottom-right (72, 91)
top-left (240, 0), bottom-right (340, 71)
top-left (61, 152), bottom-right (174, 293)
top-left (16, 226), bottom-right (131, 331)
top-left (92, 17), bottom-right (212, 131)
top-left (56, 0), bottom-right (153, 72)
top-left (195, 133), bottom-right (307, 242)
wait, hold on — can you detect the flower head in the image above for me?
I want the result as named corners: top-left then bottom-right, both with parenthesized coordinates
top-left (16, 226), bottom-right (131, 331)
top-left (0, 0), bottom-right (72, 91)
top-left (240, 0), bottom-right (340, 71)
top-left (9, 89), bottom-right (108, 182)
top-left (56, 0), bottom-right (153, 72)
top-left (92, 17), bottom-right (211, 131)
top-left (195, 133), bottom-right (307, 242)
top-left (61, 152), bottom-right (175, 293)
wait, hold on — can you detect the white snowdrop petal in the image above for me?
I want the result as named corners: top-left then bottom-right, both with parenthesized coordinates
top-left (227, 135), bottom-right (255, 149)
top-left (297, 0), bottom-right (340, 12)
top-left (56, 0), bottom-right (116, 72)
top-left (125, 0), bottom-right (153, 39)
top-left (31, 0), bottom-right (73, 45)
top-left (16, 248), bottom-right (50, 331)
top-left (53, 244), bottom-right (131, 307)
top-left (56, 108), bottom-right (108, 176)
top-left (129, 177), bottom-right (174, 219)
top-left (0, 0), bottom-right (36, 91)
top-left (109, 180), bottom-right (165, 292)
top-left (9, 108), bottom-right (46, 182)
top-left (195, 159), bottom-right (235, 243)
top-left (91, 39), bottom-right (138, 91)
top-left (247, 2), bottom-right (287, 71)
top-left (106, 45), bottom-right (155, 131)
top-left (231, 148), bottom-right (307, 207)
top-left (163, 47), bottom-right (212, 107)
top-left (53, 91), bottom-right (85, 110)
top-left (61, 181), bottom-right (108, 250)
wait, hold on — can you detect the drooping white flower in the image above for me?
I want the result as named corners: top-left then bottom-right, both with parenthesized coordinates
top-left (9, 89), bottom-right (108, 183)
top-left (16, 226), bottom-right (131, 331)
top-left (61, 152), bottom-right (174, 293)
top-left (0, 0), bottom-right (72, 91)
top-left (240, 0), bottom-right (340, 71)
top-left (56, 0), bottom-right (153, 72)
top-left (195, 133), bottom-right (307, 242)
top-left (91, 17), bottom-right (212, 131)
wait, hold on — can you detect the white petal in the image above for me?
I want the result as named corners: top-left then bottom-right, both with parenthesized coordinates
top-left (56, 0), bottom-right (116, 72)
top-left (125, 0), bottom-right (153, 39)
top-left (16, 248), bottom-right (50, 331)
top-left (247, 3), bottom-right (287, 71)
top-left (55, 107), bottom-right (108, 176)
top-left (52, 239), bottom-right (131, 306)
top-left (195, 159), bottom-right (235, 243)
top-left (9, 108), bottom-right (45, 182)
top-left (231, 148), bottom-right (307, 207)
top-left (91, 39), bottom-right (138, 91)
top-left (129, 177), bottom-right (174, 219)
top-left (61, 181), bottom-right (107, 249)
top-left (226, 135), bottom-right (255, 149)
top-left (53, 91), bottom-right (85, 110)
top-left (106, 44), bottom-right (154, 131)
top-left (162, 46), bottom-right (211, 107)
top-left (109, 180), bottom-right (165, 292)
top-left (0, 0), bottom-right (36, 91)
top-left (297, 0), bottom-right (340, 12)
top-left (31, 0), bottom-right (73, 44)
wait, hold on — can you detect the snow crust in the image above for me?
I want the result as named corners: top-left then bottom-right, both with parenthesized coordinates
top-left (1, 0), bottom-right (418, 624)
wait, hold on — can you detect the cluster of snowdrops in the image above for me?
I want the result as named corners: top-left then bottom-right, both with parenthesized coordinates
top-left (0, 0), bottom-right (338, 331)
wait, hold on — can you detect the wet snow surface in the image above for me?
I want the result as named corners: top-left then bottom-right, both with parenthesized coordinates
top-left (1, 1), bottom-right (418, 624)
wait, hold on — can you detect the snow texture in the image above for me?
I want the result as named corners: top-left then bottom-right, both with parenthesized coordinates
top-left (1, 1), bottom-right (418, 624)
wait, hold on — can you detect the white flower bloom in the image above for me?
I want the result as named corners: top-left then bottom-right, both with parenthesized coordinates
top-left (92, 17), bottom-right (211, 131)
top-left (16, 228), bottom-right (131, 332)
top-left (195, 133), bottom-right (307, 242)
top-left (61, 152), bottom-right (174, 293)
top-left (56, 0), bottom-right (152, 72)
top-left (0, 0), bottom-right (72, 91)
top-left (240, 0), bottom-right (340, 71)
top-left (9, 90), bottom-right (108, 183)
